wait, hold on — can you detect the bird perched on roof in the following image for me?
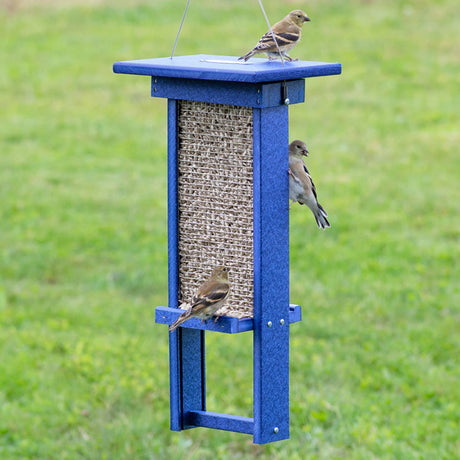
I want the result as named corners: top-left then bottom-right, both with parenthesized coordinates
top-left (238, 10), bottom-right (311, 62)
top-left (169, 266), bottom-right (231, 332)
top-left (288, 140), bottom-right (330, 229)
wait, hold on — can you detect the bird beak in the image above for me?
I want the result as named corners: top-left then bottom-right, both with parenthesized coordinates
top-left (305, 16), bottom-right (311, 22)
top-left (302, 148), bottom-right (309, 157)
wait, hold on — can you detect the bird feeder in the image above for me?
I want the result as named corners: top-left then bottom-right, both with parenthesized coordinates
top-left (113, 54), bottom-right (341, 444)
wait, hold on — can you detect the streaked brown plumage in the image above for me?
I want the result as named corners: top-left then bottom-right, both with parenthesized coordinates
top-left (169, 266), bottom-right (230, 332)
top-left (239, 10), bottom-right (310, 62)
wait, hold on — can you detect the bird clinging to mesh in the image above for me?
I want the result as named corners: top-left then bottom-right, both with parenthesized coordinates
top-left (288, 140), bottom-right (330, 229)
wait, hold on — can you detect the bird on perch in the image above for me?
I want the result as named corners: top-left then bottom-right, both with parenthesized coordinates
top-left (169, 266), bottom-right (231, 332)
top-left (238, 10), bottom-right (311, 62)
top-left (288, 140), bottom-right (331, 229)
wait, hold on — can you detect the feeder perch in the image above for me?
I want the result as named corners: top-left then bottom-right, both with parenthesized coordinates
top-left (113, 55), bottom-right (341, 444)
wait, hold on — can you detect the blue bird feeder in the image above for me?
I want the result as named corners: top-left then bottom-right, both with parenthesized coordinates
top-left (113, 54), bottom-right (341, 444)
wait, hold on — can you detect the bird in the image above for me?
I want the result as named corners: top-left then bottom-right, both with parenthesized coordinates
top-left (238, 10), bottom-right (311, 62)
top-left (169, 266), bottom-right (231, 332)
top-left (288, 140), bottom-right (331, 229)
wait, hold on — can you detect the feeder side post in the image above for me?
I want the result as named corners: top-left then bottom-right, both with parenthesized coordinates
top-left (167, 98), bottom-right (181, 430)
top-left (252, 103), bottom-right (290, 444)
top-left (167, 98), bottom-right (206, 431)
top-left (167, 99), bottom-right (179, 330)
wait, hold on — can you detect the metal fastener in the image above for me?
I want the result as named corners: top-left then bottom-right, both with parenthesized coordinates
top-left (273, 426), bottom-right (279, 434)
top-left (279, 319), bottom-right (285, 325)
top-left (267, 321), bottom-right (272, 327)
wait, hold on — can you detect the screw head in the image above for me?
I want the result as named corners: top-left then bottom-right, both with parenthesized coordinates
top-left (284, 98), bottom-right (290, 105)
top-left (273, 426), bottom-right (279, 434)
top-left (279, 319), bottom-right (285, 325)
top-left (267, 321), bottom-right (273, 327)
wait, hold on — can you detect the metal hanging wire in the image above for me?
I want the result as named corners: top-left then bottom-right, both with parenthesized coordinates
top-left (170, 0), bottom-right (284, 64)
top-left (171, 0), bottom-right (192, 59)
top-left (256, 0), bottom-right (285, 65)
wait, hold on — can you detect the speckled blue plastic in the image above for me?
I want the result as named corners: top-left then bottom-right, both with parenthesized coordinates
top-left (155, 305), bottom-right (301, 333)
top-left (113, 54), bottom-right (341, 83)
top-left (113, 54), bottom-right (341, 444)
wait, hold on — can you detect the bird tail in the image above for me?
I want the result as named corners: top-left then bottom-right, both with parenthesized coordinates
top-left (238, 50), bottom-right (255, 62)
top-left (315, 204), bottom-right (331, 229)
top-left (169, 309), bottom-right (192, 332)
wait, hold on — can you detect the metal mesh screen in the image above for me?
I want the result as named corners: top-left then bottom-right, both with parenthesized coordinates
top-left (177, 100), bottom-right (254, 318)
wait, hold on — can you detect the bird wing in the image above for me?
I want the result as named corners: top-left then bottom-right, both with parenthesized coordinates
top-left (254, 24), bottom-right (300, 51)
top-left (275, 31), bottom-right (301, 44)
top-left (289, 159), bottom-right (313, 195)
top-left (192, 281), bottom-right (230, 311)
top-left (302, 163), bottom-right (318, 200)
top-left (252, 32), bottom-right (280, 51)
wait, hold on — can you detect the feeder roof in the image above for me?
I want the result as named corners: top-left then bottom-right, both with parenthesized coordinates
top-left (113, 54), bottom-right (341, 83)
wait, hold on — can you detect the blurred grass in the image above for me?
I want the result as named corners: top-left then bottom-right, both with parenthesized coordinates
top-left (1, 0), bottom-right (459, 458)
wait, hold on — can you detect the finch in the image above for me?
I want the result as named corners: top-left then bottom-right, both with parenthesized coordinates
top-left (169, 266), bottom-right (230, 332)
top-left (288, 140), bottom-right (331, 229)
top-left (239, 10), bottom-right (310, 62)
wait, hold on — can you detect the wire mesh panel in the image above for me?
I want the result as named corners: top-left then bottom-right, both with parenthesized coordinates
top-left (177, 100), bottom-right (254, 318)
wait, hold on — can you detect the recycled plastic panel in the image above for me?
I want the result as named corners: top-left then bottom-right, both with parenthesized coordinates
top-left (252, 104), bottom-right (290, 443)
top-left (155, 304), bottom-right (302, 333)
top-left (113, 54), bottom-right (341, 83)
top-left (113, 54), bottom-right (342, 444)
top-left (165, 96), bottom-right (292, 441)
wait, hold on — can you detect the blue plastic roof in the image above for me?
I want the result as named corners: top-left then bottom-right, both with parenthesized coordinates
top-left (113, 54), bottom-right (341, 83)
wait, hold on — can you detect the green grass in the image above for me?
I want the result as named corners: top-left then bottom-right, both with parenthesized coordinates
top-left (1, 0), bottom-right (459, 458)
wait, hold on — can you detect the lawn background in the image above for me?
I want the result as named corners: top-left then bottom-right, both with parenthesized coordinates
top-left (1, 0), bottom-right (459, 458)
